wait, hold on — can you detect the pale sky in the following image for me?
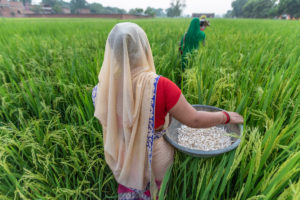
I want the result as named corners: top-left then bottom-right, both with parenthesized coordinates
top-left (32, 0), bottom-right (234, 16)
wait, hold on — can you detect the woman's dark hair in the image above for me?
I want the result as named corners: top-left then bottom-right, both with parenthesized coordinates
top-left (200, 20), bottom-right (209, 27)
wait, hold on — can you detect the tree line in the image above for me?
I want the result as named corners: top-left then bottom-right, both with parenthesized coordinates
top-left (18, 0), bottom-right (186, 17)
top-left (225, 0), bottom-right (300, 18)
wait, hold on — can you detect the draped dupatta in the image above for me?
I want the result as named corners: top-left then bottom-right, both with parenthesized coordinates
top-left (94, 22), bottom-right (159, 192)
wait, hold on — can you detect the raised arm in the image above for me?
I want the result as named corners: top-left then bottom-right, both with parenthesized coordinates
top-left (169, 94), bottom-right (243, 128)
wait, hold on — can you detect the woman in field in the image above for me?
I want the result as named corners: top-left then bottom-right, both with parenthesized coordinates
top-left (92, 22), bottom-right (243, 200)
top-left (179, 16), bottom-right (209, 70)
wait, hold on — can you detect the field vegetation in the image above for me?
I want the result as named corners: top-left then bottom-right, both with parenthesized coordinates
top-left (0, 18), bottom-right (299, 199)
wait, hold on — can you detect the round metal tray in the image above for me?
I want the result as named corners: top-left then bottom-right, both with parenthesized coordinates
top-left (164, 105), bottom-right (243, 157)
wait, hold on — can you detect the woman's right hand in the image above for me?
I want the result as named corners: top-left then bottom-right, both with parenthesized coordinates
top-left (226, 111), bottom-right (244, 124)
top-left (169, 94), bottom-right (244, 128)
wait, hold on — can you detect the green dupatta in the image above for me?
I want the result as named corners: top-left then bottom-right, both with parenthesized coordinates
top-left (180, 18), bottom-right (206, 70)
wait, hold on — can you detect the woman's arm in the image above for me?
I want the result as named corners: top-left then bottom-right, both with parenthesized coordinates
top-left (169, 94), bottom-right (243, 128)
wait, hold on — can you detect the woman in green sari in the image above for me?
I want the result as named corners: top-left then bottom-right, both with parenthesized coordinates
top-left (179, 17), bottom-right (209, 71)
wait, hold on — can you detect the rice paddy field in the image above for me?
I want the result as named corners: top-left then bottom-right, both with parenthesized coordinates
top-left (0, 18), bottom-right (299, 199)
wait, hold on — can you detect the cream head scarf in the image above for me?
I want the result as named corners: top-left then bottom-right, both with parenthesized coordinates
top-left (94, 22), bottom-right (158, 190)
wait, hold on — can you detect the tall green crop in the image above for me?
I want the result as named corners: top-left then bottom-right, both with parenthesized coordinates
top-left (0, 18), bottom-right (299, 199)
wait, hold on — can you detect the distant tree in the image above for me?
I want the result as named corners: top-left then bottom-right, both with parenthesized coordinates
top-left (166, 0), bottom-right (186, 17)
top-left (153, 8), bottom-right (166, 17)
top-left (129, 8), bottom-right (144, 15)
top-left (70, 0), bottom-right (87, 13)
top-left (31, 5), bottom-right (43, 14)
top-left (230, 0), bottom-right (277, 18)
top-left (105, 7), bottom-right (126, 14)
top-left (41, 0), bottom-right (58, 6)
top-left (89, 3), bottom-right (103, 13)
top-left (88, 3), bottom-right (126, 14)
top-left (243, 0), bottom-right (276, 18)
top-left (144, 7), bottom-right (166, 17)
top-left (224, 10), bottom-right (233, 18)
top-left (52, 3), bottom-right (63, 14)
top-left (231, 0), bottom-right (248, 17)
top-left (61, 1), bottom-right (71, 9)
top-left (117, 8), bottom-right (127, 14)
top-left (144, 7), bottom-right (155, 17)
top-left (277, 0), bottom-right (300, 18)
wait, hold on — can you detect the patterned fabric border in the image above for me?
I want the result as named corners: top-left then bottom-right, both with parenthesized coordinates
top-left (154, 129), bottom-right (166, 140)
top-left (118, 191), bottom-right (150, 200)
top-left (92, 85), bottom-right (98, 106)
top-left (146, 75), bottom-right (160, 168)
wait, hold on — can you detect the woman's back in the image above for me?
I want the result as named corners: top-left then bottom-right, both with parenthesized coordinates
top-left (181, 18), bottom-right (206, 56)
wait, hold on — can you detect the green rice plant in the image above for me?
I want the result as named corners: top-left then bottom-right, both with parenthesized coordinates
top-left (0, 18), bottom-right (299, 199)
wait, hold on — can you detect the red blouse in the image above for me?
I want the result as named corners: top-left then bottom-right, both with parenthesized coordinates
top-left (154, 76), bottom-right (181, 129)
